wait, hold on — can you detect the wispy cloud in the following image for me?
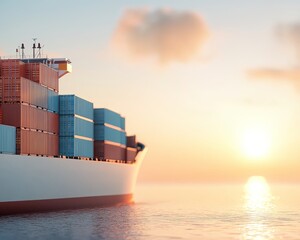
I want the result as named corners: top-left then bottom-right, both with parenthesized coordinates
top-left (276, 22), bottom-right (300, 58)
top-left (248, 68), bottom-right (300, 83)
top-left (112, 8), bottom-right (209, 64)
top-left (248, 22), bottom-right (300, 87)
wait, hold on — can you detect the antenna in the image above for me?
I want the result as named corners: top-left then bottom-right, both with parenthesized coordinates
top-left (17, 46), bottom-right (21, 59)
top-left (32, 38), bottom-right (37, 58)
top-left (21, 43), bottom-right (25, 59)
top-left (36, 43), bottom-right (44, 58)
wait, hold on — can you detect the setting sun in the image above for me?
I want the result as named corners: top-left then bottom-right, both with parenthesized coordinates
top-left (241, 128), bottom-right (271, 159)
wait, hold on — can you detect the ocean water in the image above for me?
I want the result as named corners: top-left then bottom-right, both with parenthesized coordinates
top-left (0, 177), bottom-right (300, 240)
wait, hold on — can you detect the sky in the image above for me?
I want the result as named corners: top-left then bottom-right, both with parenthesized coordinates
top-left (1, 0), bottom-right (300, 183)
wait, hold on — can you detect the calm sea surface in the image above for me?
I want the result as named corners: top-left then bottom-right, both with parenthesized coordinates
top-left (0, 177), bottom-right (300, 240)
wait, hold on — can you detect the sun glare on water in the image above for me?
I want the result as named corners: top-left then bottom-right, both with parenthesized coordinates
top-left (241, 128), bottom-right (271, 160)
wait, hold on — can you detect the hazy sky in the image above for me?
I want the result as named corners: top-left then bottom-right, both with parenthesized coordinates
top-left (1, 0), bottom-right (300, 182)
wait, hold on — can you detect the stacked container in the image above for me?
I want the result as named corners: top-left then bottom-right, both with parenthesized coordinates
top-left (94, 108), bottom-right (126, 160)
top-left (0, 124), bottom-right (16, 154)
top-left (126, 135), bottom-right (137, 163)
top-left (0, 59), bottom-right (139, 161)
top-left (0, 59), bottom-right (59, 156)
top-left (59, 95), bottom-right (94, 158)
top-left (25, 63), bottom-right (59, 91)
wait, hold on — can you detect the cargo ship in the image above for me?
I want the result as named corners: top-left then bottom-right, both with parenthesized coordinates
top-left (0, 43), bottom-right (147, 215)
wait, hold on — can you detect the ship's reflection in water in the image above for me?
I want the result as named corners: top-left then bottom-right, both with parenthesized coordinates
top-left (243, 176), bottom-right (275, 240)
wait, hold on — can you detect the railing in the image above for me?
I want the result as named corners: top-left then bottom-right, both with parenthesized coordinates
top-left (0, 54), bottom-right (48, 60)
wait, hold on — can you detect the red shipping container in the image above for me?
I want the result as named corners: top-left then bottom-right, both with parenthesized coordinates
top-left (17, 129), bottom-right (59, 156)
top-left (126, 135), bottom-right (137, 148)
top-left (1, 76), bottom-right (21, 103)
top-left (0, 59), bottom-right (25, 78)
top-left (94, 141), bottom-right (126, 160)
top-left (0, 77), bottom-right (2, 103)
top-left (0, 105), bottom-right (2, 124)
top-left (48, 133), bottom-right (59, 156)
top-left (25, 63), bottom-right (59, 91)
top-left (126, 147), bottom-right (137, 162)
top-left (1, 77), bottom-right (48, 108)
top-left (2, 103), bottom-right (58, 134)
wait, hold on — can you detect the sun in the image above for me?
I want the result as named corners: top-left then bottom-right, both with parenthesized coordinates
top-left (241, 128), bottom-right (271, 159)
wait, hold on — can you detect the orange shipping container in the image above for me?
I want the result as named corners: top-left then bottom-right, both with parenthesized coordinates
top-left (17, 129), bottom-right (59, 156)
top-left (25, 63), bottom-right (59, 91)
top-left (2, 103), bottom-right (58, 134)
top-left (126, 135), bottom-right (137, 148)
top-left (0, 59), bottom-right (25, 78)
top-left (1, 77), bottom-right (48, 108)
top-left (126, 147), bottom-right (137, 162)
top-left (94, 141), bottom-right (126, 161)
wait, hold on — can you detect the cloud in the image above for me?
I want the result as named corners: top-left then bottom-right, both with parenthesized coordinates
top-left (248, 68), bottom-right (300, 83)
top-left (112, 8), bottom-right (209, 64)
top-left (276, 22), bottom-right (300, 58)
top-left (248, 22), bottom-right (300, 88)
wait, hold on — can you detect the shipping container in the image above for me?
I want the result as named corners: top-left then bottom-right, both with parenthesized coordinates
top-left (0, 105), bottom-right (2, 124)
top-left (25, 63), bottom-right (59, 91)
top-left (94, 141), bottom-right (126, 160)
top-left (2, 103), bottom-right (59, 134)
top-left (1, 76), bottom-right (49, 109)
top-left (1, 76), bottom-right (58, 112)
top-left (126, 147), bottom-right (137, 162)
top-left (59, 95), bottom-right (93, 120)
top-left (94, 124), bottom-right (126, 145)
top-left (59, 115), bottom-right (93, 139)
top-left (0, 77), bottom-right (2, 103)
top-left (0, 124), bottom-right (16, 154)
top-left (59, 136), bottom-right (93, 158)
top-left (120, 117), bottom-right (125, 130)
top-left (94, 108), bottom-right (125, 130)
top-left (126, 135), bottom-right (137, 148)
top-left (47, 133), bottom-right (59, 156)
top-left (47, 89), bottom-right (59, 113)
top-left (16, 129), bottom-right (59, 156)
top-left (0, 59), bottom-right (25, 78)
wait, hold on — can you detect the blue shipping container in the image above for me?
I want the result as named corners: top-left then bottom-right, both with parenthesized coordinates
top-left (60, 115), bottom-right (93, 139)
top-left (120, 117), bottom-right (125, 130)
top-left (94, 108), bottom-right (125, 130)
top-left (59, 136), bottom-right (93, 158)
top-left (59, 95), bottom-right (93, 120)
top-left (0, 124), bottom-right (16, 154)
top-left (94, 124), bottom-right (126, 145)
top-left (48, 89), bottom-right (59, 113)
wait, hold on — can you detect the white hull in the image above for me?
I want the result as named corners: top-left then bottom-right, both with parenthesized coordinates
top-left (0, 148), bottom-right (147, 215)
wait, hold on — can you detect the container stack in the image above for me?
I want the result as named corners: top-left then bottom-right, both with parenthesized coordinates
top-left (25, 63), bottom-right (59, 91)
top-left (0, 59), bottom-right (59, 156)
top-left (0, 58), bottom-right (139, 161)
top-left (59, 95), bottom-right (94, 158)
top-left (94, 108), bottom-right (126, 160)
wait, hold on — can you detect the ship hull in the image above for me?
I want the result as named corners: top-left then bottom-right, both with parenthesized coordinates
top-left (0, 148), bottom-right (146, 215)
top-left (0, 194), bottom-right (133, 215)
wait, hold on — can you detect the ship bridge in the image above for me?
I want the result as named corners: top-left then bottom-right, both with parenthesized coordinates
top-left (49, 58), bottom-right (72, 78)
top-left (21, 58), bottom-right (72, 78)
